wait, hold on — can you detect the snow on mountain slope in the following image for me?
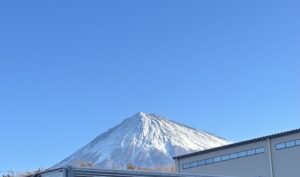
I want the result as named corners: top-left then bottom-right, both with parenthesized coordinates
top-left (53, 112), bottom-right (230, 170)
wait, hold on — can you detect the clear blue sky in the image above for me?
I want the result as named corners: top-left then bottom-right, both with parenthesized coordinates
top-left (0, 0), bottom-right (299, 172)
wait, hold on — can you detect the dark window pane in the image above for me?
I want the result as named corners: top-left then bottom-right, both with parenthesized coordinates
top-left (255, 147), bottom-right (265, 154)
top-left (247, 149), bottom-right (255, 155)
top-left (238, 151), bottom-right (247, 157)
top-left (190, 161), bottom-right (197, 167)
top-left (221, 155), bottom-right (229, 161)
top-left (183, 163), bottom-right (190, 169)
top-left (198, 160), bottom-right (205, 166)
top-left (286, 141), bottom-right (296, 148)
top-left (276, 143), bottom-right (286, 150)
top-left (205, 158), bottom-right (214, 164)
top-left (214, 156), bottom-right (222, 162)
top-left (229, 153), bottom-right (238, 159)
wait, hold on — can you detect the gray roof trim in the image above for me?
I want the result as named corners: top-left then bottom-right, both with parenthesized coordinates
top-left (28, 167), bottom-right (235, 177)
top-left (173, 128), bottom-right (300, 159)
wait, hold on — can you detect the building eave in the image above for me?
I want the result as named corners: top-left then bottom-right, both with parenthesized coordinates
top-left (173, 128), bottom-right (300, 160)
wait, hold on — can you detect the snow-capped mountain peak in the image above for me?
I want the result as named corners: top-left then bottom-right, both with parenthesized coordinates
top-left (53, 112), bottom-right (230, 171)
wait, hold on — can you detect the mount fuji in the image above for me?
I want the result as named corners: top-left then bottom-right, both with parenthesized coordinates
top-left (53, 112), bottom-right (230, 171)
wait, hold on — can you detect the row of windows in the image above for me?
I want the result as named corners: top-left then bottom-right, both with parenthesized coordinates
top-left (182, 147), bottom-right (265, 169)
top-left (276, 139), bottom-right (300, 150)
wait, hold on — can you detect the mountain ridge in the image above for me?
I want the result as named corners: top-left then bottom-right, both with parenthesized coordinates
top-left (53, 112), bottom-right (230, 171)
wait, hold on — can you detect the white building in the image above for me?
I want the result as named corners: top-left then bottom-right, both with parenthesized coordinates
top-left (173, 128), bottom-right (300, 177)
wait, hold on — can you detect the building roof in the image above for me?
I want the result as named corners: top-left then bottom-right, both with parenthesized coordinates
top-left (28, 167), bottom-right (234, 177)
top-left (173, 128), bottom-right (300, 159)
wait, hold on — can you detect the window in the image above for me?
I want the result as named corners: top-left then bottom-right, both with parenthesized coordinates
top-left (276, 143), bottom-right (286, 150)
top-left (255, 147), bottom-right (265, 154)
top-left (214, 156), bottom-right (221, 162)
top-left (190, 161), bottom-right (197, 167)
top-left (198, 160), bottom-right (205, 166)
top-left (221, 155), bottom-right (229, 161)
top-left (229, 153), bottom-right (238, 159)
top-left (296, 139), bottom-right (300, 146)
top-left (238, 151), bottom-right (247, 157)
top-left (182, 146), bottom-right (266, 169)
top-left (247, 149), bottom-right (255, 156)
top-left (205, 158), bottom-right (214, 164)
top-left (276, 139), bottom-right (300, 151)
top-left (182, 163), bottom-right (190, 169)
top-left (286, 141), bottom-right (296, 148)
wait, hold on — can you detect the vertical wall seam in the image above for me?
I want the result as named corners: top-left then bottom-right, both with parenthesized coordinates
top-left (176, 159), bottom-right (180, 173)
top-left (267, 138), bottom-right (274, 177)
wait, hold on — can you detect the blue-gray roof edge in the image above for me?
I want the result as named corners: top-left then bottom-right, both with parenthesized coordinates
top-left (173, 128), bottom-right (300, 159)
